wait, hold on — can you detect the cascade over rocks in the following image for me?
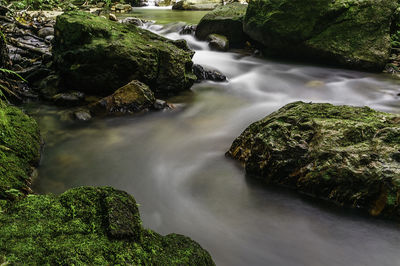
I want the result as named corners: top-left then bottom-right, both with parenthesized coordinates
top-left (243, 0), bottom-right (398, 71)
top-left (53, 11), bottom-right (196, 96)
top-left (227, 102), bottom-right (400, 220)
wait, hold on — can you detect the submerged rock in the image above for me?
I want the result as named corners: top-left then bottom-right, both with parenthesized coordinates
top-left (0, 186), bottom-right (215, 265)
top-left (53, 11), bottom-right (196, 96)
top-left (73, 109), bottom-right (92, 121)
top-left (243, 0), bottom-right (397, 71)
top-left (89, 80), bottom-right (155, 116)
top-left (195, 3), bottom-right (248, 47)
top-left (0, 104), bottom-right (41, 201)
top-left (227, 101), bottom-right (400, 220)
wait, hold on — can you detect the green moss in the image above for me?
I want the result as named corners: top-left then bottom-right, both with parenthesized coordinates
top-left (195, 3), bottom-right (247, 46)
top-left (0, 104), bottom-right (40, 201)
top-left (228, 101), bottom-right (400, 220)
top-left (243, 0), bottom-right (397, 71)
top-left (54, 11), bottom-right (196, 96)
top-left (0, 187), bottom-right (215, 265)
top-left (89, 80), bottom-right (155, 116)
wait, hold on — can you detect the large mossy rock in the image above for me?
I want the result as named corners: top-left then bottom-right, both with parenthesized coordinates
top-left (227, 102), bottom-right (400, 219)
top-left (53, 11), bottom-right (196, 96)
top-left (195, 3), bottom-right (248, 47)
top-left (0, 186), bottom-right (215, 265)
top-left (0, 104), bottom-right (41, 201)
top-left (243, 0), bottom-right (397, 71)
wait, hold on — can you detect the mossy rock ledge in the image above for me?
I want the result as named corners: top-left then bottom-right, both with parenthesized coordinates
top-left (243, 0), bottom-right (398, 71)
top-left (0, 187), bottom-right (215, 265)
top-left (195, 3), bottom-right (248, 47)
top-left (227, 102), bottom-right (400, 220)
top-left (0, 104), bottom-right (41, 201)
top-left (53, 11), bottom-right (196, 96)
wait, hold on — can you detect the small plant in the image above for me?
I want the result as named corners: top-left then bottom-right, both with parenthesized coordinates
top-left (0, 68), bottom-right (26, 101)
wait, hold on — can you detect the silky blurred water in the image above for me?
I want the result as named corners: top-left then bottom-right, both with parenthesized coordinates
top-left (29, 16), bottom-right (400, 266)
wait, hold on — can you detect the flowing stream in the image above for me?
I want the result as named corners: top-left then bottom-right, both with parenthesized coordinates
top-left (28, 9), bottom-right (400, 266)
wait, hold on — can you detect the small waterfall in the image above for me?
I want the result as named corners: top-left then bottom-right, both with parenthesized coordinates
top-left (146, 0), bottom-right (156, 6)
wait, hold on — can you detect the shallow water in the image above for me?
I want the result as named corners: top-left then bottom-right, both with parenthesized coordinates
top-left (120, 7), bottom-right (208, 24)
top-left (29, 13), bottom-right (400, 266)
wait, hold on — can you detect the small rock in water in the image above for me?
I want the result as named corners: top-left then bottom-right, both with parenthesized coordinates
top-left (207, 34), bottom-right (229, 51)
top-left (52, 91), bottom-right (85, 106)
top-left (73, 110), bottom-right (92, 121)
top-left (193, 64), bottom-right (227, 82)
top-left (180, 25), bottom-right (196, 35)
top-left (109, 13), bottom-right (117, 21)
top-left (120, 17), bottom-right (143, 26)
top-left (153, 99), bottom-right (168, 110)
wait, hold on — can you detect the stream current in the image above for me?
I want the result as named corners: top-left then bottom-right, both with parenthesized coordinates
top-left (30, 9), bottom-right (400, 266)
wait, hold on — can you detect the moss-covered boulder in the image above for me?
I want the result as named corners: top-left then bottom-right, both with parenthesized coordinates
top-left (243, 0), bottom-right (397, 71)
top-left (0, 186), bottom-right (215, 265)
top-left (0, 104), bottom-right (41, 201)
top-left (227, 102), bottom-right (400, 219)
top-left (53, 11), bottom-right (196, 96)
top-left (195, 3), bottom-right (248, 47)
top-left (89, 80), bottom-right (155, 116)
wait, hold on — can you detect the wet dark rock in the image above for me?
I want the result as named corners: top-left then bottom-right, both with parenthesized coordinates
top-left (52, 91), bottom-right (85, 106)
top-left (154, 99), bottom-right (168, 110)
top-left (37, 27), bottom-right (54, 38)
top-left (73, 109), bottom-right (92, 121)
top-left (193, 64), bottom-right (227, 82)
top-left (89, 80), bottom-right (155, 116)
top-left (227, 101), bottom-right (400, 220)
top-left (38, 74), bottom-right (61, 99)
top-left (44, 35), bottom-right (54, 44)
top-left (180, 24), bottom-right (197, 35)
top-left (22, 65), bottom-right (51, 83)
top-left (207, 34), bottom-right (229, 51)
